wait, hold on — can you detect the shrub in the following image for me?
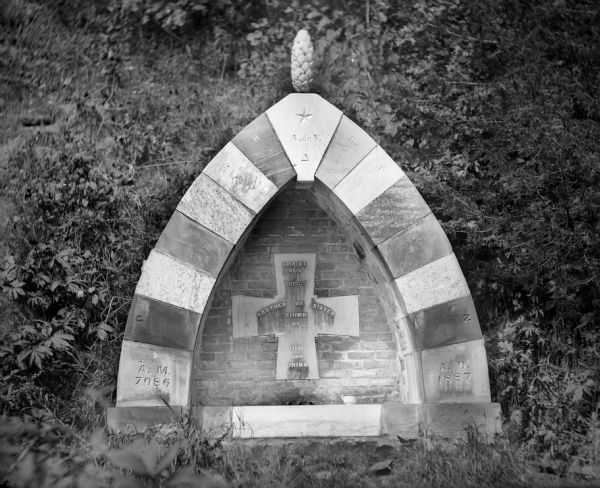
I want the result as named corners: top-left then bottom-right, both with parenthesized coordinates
top-left (0, 128), bottom-right (148, 418)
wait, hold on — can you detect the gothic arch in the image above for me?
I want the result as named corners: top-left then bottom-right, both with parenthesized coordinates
top-left (109, 94), bottom-right (500, 437)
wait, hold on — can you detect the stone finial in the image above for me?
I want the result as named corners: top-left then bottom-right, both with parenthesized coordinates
top-left (291, 29), bottom-right (314, 92)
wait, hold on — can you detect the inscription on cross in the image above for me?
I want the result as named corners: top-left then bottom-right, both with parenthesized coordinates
top-left (232, 254), bottom-right (360, 379)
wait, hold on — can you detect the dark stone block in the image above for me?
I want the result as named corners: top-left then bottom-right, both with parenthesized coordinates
top-left (356, 178), bottom-right (431, 246)
top-left (421, 403), bottom-right (502, 437)
top-left (156, 210), bottom-right (233, 278)
top-left (408, 295), bottom-right (483, 351)
top-left (378, 213), bottom-right (452, 278)
top-left (381, 403), bottom-right (420, 438)
top-left (315, 115), bottom-right (377, 189)
top-left (124, 294), bottom-right (201, 351)
top-left (232, 113), bottom-right (296, 188)
top-left (107, 406), bottom-right (186, 432)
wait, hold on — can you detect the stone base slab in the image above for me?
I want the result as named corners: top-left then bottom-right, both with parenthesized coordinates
top-left (107, 403), bottom-right (502, 439)
top-left (106, 406), bottom-right (187, 432)
top-left (230, 405), bottom-right (381, 438)
top-left (420, 402), bottom-right (502, 437)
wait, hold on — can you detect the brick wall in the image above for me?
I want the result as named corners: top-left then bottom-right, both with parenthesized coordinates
top-left (192, 189), bottom-right (403, 405)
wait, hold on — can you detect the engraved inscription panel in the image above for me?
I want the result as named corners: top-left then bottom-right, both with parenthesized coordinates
top-left (421, 340), bottom-right (491, 403)
top-left (438, 360), bottom-right (472, 394)
top-left (232, 253), bottom-right (359, 380)
top-left (135, 360), bottom-right (173, 388)
top-left (116, 341), bottom-right (191, 407)
top-left (266, 94), bottom-right (342, 182)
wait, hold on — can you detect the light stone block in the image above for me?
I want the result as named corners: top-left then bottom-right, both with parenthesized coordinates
top-left (420, 339), bottom-right (491, 403)
top-left (135, 250), bottom-right (215, 314)
top-left (203, 142), bottom-right (278, 213)
top-left (232, 405), bottom-right (381, 438)
top-left (394, 253), bottom-right (470, 314)
top-left (177, 173), bottom-right (255, 244)
top-left (266, 93), bottom-right (342, 182)
top-left (116, 340), bottom-right (192, 407)
top-left (333, 146), bottom-right (405, 215)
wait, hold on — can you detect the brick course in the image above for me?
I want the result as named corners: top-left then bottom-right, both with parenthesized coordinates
top-left (192, 189), bottom-right (401, 405)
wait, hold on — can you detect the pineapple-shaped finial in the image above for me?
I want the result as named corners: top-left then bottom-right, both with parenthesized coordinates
top-left (291, 29), bottom-right (314, 93)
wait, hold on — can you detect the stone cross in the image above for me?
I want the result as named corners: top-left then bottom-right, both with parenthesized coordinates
top-left (232, 253), bottom-right (360, 379)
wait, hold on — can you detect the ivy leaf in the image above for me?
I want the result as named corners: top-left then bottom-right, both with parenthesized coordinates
top-left (14, 452), bottom-right (36, 486)
top-left (106, 439), bottom-right (160, 477)
top-left (154, 442), bottom-right (182, 476)
top-left (105, 449), bottom-right (151, 477)
top-left (89, 429), bottom-right (108, 458)
top-left (17, 349), bottom-right (44, 369)
top-left (45, 333), bottom-right (74, 351)
top-left (566, 383), bottom-right (584, 402)
top-left (136, 439), bottom-right (160, 476)
top-left (498, 340), bottom-right (513, 354)
top-left (96, 322), bottom-right (113, 341)
top-left (16, 350), bottom-right (30, 369)
top-left (165, 466), bottom-right (200, 487)
top-left (579, 312), bottom-right (594, 327)
top-left (113, 476), bottom-right (145, 488)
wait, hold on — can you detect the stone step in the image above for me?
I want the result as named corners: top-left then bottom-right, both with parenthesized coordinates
top-left (229, 404), bottom-right (382, 438)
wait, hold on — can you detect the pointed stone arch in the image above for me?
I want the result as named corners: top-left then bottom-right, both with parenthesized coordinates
top-left (108, 94), bottom-right (500, 437)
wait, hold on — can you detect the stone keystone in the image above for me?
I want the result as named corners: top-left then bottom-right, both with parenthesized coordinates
top-left (266, 94), bottom-right (342, 182)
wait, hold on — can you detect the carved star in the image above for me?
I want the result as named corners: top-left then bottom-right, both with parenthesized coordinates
top-left (296, 108), bottom-right (313, 124)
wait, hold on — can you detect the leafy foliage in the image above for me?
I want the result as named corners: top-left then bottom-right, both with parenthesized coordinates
top-left (121, 0), bottom-right (209, 31)
top-left (0, 415), bottom-right (228, 487)
top-left (0, 115), bottom-right (160, 419)
top-left (1, 414), bottom-right (528, 488)
top-left (1, 140), bottom-right (128, 366)
top-left (209, 0), bottom-right (600, 459)
top-left (1, 0), bottom-right (599, 476)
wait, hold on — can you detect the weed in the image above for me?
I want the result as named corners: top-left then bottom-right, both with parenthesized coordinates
top-left (0, 0), bottom-right (599, 483)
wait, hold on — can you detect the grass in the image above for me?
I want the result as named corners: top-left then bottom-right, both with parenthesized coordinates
top-left (0, 412), bottom-right (532, 487)
top-left (221, 437), bottom-right (526, 488)
top-left (1, 1), bottom-right (599, 486)
top-left (8, 411), bottom-right (597, 487)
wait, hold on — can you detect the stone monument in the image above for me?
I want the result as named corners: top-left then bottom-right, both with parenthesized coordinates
top-left (107, 30), bottom-right (501, 439)
top-left (232, 253), bottom-right (360, 381)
